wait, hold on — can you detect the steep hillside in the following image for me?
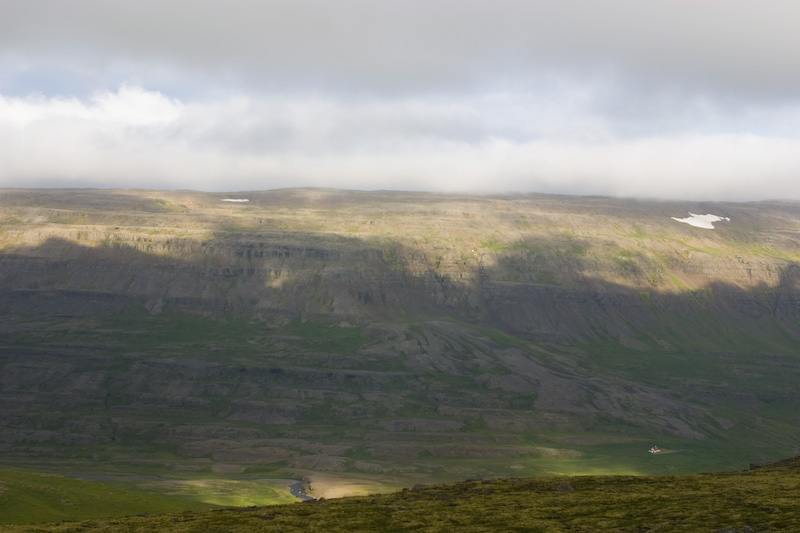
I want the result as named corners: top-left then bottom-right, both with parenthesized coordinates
top-left (3, 189), bottom-right (799, 334)
top-left (1, 188), bottom-right (800, 503)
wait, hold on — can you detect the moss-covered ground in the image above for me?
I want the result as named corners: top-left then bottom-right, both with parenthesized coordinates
top-left (4, 457), bottom-right (800, 532)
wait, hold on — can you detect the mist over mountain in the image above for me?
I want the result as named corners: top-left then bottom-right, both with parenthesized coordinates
top-left (2, 188), bottom-right (799, 499)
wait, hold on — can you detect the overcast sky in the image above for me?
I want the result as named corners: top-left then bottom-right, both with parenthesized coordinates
top-left (2, 0), bottom-right (799, 200)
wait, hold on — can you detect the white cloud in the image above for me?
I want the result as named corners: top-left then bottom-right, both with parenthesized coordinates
top-left (2, 85), bottom-right (800, 199)
top-left (0, 85), bottom-right (179, 125)
top-left (1, 2), bottom-right (799, 199)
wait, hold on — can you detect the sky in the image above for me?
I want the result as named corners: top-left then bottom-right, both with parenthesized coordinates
top-left (1, 0), bottom-right (800, 200)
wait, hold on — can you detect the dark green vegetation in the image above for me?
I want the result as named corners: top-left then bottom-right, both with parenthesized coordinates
top-left (0, 468), bottom-right (213, 525)
top-left (5, 457), bottom-right (800, 532)
top-left (1, 188), bottom-right (800, 523)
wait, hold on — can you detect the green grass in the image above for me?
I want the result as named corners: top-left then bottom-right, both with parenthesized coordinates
top-left (278, 319), bottom-right (367, 354)
top-left (4, 305), bottom-right (800, 517)
top-left (5, 310), bottom-right (800, 485)
top-left (7, 311), bottom-right (367, 365)
top-left (0, 469), bottom-right (212, 525)
top-left (133, 478), bottom-right (298, 507)
top-left (5, 458), bottom-right (800, 531)
top-left (479, 237), bottom-right (507, 253)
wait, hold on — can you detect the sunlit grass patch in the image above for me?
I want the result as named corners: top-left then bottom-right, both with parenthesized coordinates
top-left (138, 478), bottom-right (297, 507)
top-left (0, 469), bottom-right (210, 525)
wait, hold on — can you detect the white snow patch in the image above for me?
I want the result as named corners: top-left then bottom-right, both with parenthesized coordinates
top-left (671, 212), bottom-right (730, 229)
top-left (222, 198), bottom-right (249, 202)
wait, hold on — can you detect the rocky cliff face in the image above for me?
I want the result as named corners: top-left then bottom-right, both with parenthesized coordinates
top-left (2, 188), bottom-right (800, 481)
top-left (2, 189), bottom-right (800, 340)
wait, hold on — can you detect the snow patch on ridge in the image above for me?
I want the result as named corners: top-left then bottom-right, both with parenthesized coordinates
top-left (671, 212), bottom-right (730, 229)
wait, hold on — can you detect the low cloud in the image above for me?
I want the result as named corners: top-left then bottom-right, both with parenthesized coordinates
top-left (2, 2), bottom-right (799, 199)
top-left (2, 85), bottom-right (799, 200)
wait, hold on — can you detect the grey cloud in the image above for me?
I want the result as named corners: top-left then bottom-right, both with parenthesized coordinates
top-left (2, 0), bottom-right (800, 99)
top-left (168, 96), bottom-right (489, 156)
top-left (2, 1), bottom-right (800, 200)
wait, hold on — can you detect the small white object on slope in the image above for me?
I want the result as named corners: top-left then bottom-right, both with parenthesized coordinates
top-left (671, 213), bottom-right (730, 229)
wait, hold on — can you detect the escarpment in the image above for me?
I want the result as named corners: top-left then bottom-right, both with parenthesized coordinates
top-left (2, 188), bottom-right (800, 480)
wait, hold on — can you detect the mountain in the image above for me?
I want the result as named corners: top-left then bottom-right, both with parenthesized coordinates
top-left (1, 188), bottom-right (800, 502)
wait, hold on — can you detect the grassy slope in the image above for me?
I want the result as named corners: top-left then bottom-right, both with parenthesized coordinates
top-left (4, 458), bottom-right (800, 532)
top-left (4, 299), bottom-right (800, 468)
top-left (0, 469), bottom-right (214, 525)
top-left (2, 310), bottom-right (799, 516)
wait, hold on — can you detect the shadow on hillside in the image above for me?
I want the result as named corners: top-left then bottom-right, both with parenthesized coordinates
top-left (2, 186), bottom-right (800, 347)
top-left (2, 230), bottom-right (800, 350)
top-left (5, 190), bottom-right (800, 479)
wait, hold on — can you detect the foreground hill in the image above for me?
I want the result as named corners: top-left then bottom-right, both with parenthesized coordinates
top-left (5, 457), bottom-right (800, 532)
top-left (1, 188), bottom-right (800, 502)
